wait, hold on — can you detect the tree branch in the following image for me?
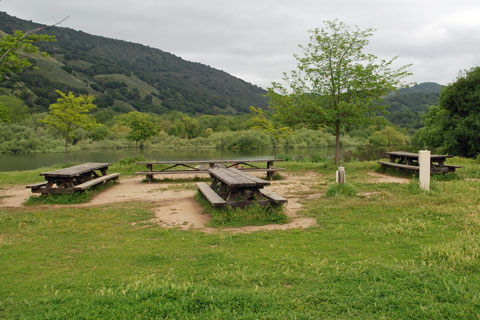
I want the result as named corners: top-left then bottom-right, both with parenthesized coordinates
top-left (0, 15), bottom-right (69, 62)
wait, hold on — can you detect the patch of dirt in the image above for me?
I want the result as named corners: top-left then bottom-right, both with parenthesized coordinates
top-left (0, 172), bottom-right (322, 233)
top-left (368, 171), bottom-right (411, 184)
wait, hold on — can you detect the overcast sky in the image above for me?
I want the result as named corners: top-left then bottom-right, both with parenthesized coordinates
top-left (2, 0), bottom-right (480, 88)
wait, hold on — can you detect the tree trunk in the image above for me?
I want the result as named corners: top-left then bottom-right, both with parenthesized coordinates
top-left (273, 139), bottom-right (278, 159)
top-left (335, 120), bottom-right (341, 165)
top-left (65, 136), bottom-right (69, 153)
top-left (135, 140), bottom-right (138, 158)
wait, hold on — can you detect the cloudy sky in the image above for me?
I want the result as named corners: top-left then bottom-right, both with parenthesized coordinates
top-left (2, 0), bottom-right (480, 88)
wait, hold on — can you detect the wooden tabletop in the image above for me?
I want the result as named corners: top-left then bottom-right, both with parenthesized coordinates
top-left (209, 168), bottom-right (270, 187)
top-left (385, 151), bottom-right (453, 160)
top-left (40, 163), bottom-right (110, 178)
top-left (136, 159), bottom-right (283, 165)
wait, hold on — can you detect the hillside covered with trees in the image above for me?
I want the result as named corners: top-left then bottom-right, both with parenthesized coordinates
top-left (0, 12), bottom-right (267, 116)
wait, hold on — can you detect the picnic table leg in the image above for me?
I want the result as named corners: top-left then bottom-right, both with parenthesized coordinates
top-left (147, 164), bottom-right (153, 183)
top-left (267, 161), bottom-right (273, 180)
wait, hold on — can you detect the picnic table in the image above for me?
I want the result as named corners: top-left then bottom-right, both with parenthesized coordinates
top-left (196, 168), bottom-right (287, 208)
top-left (378, 151), bottom-right (462, 173)
top-left (136, 159), bottom-right (284, 182)
top-left (26, 162), bottom-right (120, 195)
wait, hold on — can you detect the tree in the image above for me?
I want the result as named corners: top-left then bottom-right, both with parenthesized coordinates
top-left (119, 112), bottom-right (157, 157)
top-left (268, 20), bottom-right (411, 164)
top-left (42, 90), bottom-right (98, 152)
top-left (414, 67), bottom-right (480, 157)
top-left (250, 106), bottom-right (292, 158)
top-left (368, 126), bottom-right (409, 151)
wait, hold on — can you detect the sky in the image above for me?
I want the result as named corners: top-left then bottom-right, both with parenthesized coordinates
top-left (2, 0), bottom-right (480, 88)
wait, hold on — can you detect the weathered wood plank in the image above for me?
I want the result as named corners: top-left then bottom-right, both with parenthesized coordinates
top-left (378, 161), bottom-right (419, 171)
top-left (259, 189), bottom-right (287, 204)
top-left (26, 182), bottom-right (48, 189)
top-left (228, 168), bottom-right (270, 186)
top-left (209, 168), bottom-right (257, 187)
top-left (41, 162), bottom-right (110, 178)
top-left (196, 182), bottom-right (226, 207)
top-left (73, 173), bottom-right (120, 191)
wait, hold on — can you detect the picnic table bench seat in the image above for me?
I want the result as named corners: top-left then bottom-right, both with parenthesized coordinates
top-left (196, 182), bottom-right (226, 207)
top-left (259, 189), bottom-right (287, 204)
top-left (73, 173), bottom-right (120, 191)
top-left (25, 182), bottom-right (48, 191)
top-left (378, 160), bottom-right (419, 171)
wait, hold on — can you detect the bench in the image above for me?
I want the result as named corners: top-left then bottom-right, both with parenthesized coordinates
top-left (196, 182), bottom-right (226, 207)
top-left (259, 189), bottom-right (287, 204)
top-left (73, 173), bottom-right (121, 191)
top-left (378, 161), bottom-right (419, 171)
top-left (26, 182), bottom-right (48, 192)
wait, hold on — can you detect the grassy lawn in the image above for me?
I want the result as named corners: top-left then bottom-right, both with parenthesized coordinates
top-left (1, 158), bottom-right (479, 318)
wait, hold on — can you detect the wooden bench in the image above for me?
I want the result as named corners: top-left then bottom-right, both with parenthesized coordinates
top-left (259, 189), bottom-right (287, 204)
top-left (25, 182), bottom-right (48, 192)
top-left (378, 161), bottom-right (419, 171)
top-left (73, 173), bottom-right (120, 191)
top-left (196, 182), bottom-right (226, 207)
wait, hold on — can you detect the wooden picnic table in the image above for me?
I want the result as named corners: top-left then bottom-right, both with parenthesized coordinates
top-left (26, 162), bottom-right (120, 195)
top-left (378, 151), bottom-right (461, 173)
top-left (196, 168), bottom-right (286, 207)
top-left (136, 159), bottom-right (284, 182)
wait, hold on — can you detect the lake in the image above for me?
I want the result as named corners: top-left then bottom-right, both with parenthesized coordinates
top-left (0, 146), bottom-right (406, 172)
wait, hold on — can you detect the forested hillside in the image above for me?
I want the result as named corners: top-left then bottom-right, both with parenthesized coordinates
top-left (0, 12), bottom-right (267, 115)
top-left (384, 82), bottom-right (443, 130)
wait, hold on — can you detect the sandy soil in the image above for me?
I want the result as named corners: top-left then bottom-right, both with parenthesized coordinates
top-left (367, 171), bottom-right (411, 184)
top-left (0, 170), bottom-right (408, 233)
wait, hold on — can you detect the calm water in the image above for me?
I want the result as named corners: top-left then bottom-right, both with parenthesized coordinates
top-left (0, 146), bottom-right (410, 172)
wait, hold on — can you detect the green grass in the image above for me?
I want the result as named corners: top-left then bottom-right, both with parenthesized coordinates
top-left (1, 159), bottom-right (480, 318)
top-left (195, 192), bottom-right (289, 228)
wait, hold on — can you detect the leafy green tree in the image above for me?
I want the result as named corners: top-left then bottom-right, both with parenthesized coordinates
top-left (119, 112), bottom-right (157, 157)
top-left (414, 67), bottom-right (480, 157)
top-left (0, 103), bottom-right (10, 123)
top-left (250, 106), bottom-right (292, 157)
top-left (268, 20), bottom-right (411, 164)
top-left (0, 30), bottom-right (56, 80)
top-left (368, 126), bottom-right (409, 151)
top-left (42, 90), bottom-right (98, 152)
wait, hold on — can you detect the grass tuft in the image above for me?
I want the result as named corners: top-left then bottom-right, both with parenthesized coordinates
top-left (195, 192), bottom-right (289, 228)
top-left (326, 183), bottom-right (357, 197)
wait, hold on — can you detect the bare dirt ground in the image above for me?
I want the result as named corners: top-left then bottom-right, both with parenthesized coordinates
top-left (367, 171), bottom-right (411, 184)
top-left (0, 170), bottom-right (409, 233)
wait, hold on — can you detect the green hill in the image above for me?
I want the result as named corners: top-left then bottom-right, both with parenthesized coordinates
top-left (0, 12), bottom-right (267, 115)
top-left (384, 82), bottom-right (443, 131)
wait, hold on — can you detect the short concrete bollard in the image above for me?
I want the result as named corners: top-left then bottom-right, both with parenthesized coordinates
top-left (336, 166), bottom-right (345, 184)
top-left (419, 150), bottom-right (431, 191)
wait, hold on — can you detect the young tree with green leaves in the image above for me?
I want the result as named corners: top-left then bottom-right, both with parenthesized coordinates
top-left (268, 20), bottom-right (411, 164)
top-left (119, 111), bottom-right (157, 157)
top-left (250, 106), bottom-right (292, 158)
top-left (42, 90), bottom-right (98, 152)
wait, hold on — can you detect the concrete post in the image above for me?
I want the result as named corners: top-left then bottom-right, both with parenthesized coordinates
top-left (419, 150), bottom-right (431, 191)
top-left (336, 166), bottom-right (345, 184)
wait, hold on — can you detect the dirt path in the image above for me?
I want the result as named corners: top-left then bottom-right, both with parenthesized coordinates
top-left (0, 173), bottom-right (320, 233)
top-left (0, 170), bottom-right (407, 233)
top-left (367, 171), bottom-right (411, 184)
